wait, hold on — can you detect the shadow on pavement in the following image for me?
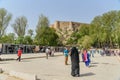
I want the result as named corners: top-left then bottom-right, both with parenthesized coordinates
top-left (66, 64), bottom-right (71, 65)
top-left (101, 62), bottom-right (117, 65)
top-left (22, 54), bottom-right (63, 60)
top-left (80, 72), bottom-right (95, 77)
top-left (0, 54), bottom-right (63, 62)
top-left (0, 62), bottom-right (9, 64)
top-left (89, 65), bottom-right (97, 67)
top-left (44, 74), bottom-right (57, 76)
top-left (20, 60), bottom-right (31, 62)
top-left (91, 62), bottom-right (99, 64)
top-left (101, 63), bottom-right (110, 65)
top-left (0, 58), bottom-right (15, 61)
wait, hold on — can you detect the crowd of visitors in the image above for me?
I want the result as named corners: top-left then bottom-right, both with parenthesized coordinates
top-left (1, 44), bottom-right (120, 77)
top-left (63, 46), bottom-right (120, 77)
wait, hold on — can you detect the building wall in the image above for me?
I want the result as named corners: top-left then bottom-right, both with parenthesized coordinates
top-left (51, 21), bottom-right (81, 31)
top-left (50, 21), bottom-right (88, 45)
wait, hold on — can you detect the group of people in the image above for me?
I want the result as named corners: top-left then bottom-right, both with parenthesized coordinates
top-left (88, 48), bottom-right (120, 56)
top-left (15, 46), bottom-right (120, 78)
top-left (16, 46), bottom-right (91, 77)
top-left (63, 47), bottom-right (91, 77)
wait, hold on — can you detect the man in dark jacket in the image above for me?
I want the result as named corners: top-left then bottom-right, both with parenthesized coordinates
top-left (70, 47), bottom-right (80, 77)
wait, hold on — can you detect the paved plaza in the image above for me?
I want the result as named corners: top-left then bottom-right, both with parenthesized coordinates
top-left (0, 53), bottom-right (120, 80)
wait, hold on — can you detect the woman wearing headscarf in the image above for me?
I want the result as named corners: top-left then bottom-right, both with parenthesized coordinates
top-left (70, 47), bottom-right (80, 77)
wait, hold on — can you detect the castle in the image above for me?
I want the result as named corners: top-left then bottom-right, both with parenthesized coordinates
top-left (50, 21), bottom-right (82, 32)
top-left (50, 21), bottom-right (88, 45)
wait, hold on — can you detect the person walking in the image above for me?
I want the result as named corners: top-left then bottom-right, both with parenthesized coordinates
top-left (51, 47), bottom-right (55, 57)
top-left (83, 49), bottom-right (91, 67)
top-left (90, 48), bottom-right (95, 57)
top-left (45, 48), bottom-right (50, 59)
top-left (63, 47), bottom-right (69, 65)
top-left (16, 47), bottom-right (22, 62)
top-left (70, 47), bottom-right (80, 77)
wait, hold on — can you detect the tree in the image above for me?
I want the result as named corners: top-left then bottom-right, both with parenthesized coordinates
top-left (90, 21), bottom-right (107, 48)
top-left (0, 8), bottom-right (12, 38)
top-left (36, 26), bottom-right (59, 46)
top-left (35, 14), bottom-right (59, 46)
top-left (0, 33), bottom-right (15, 43)
top-left (7, 33), bottom-right (15, 43)
top-left (90, 10), bottom-right (120, 48)
top-left (28, 29), bottom-right (33, 36)
top-left (15, 36), bottom-right (24, 44)
top-left (36, 14), bottom-right (49, 35)
top-left (66, 32), bottom-right (79, 45)
top-left (12, 16), bottom-right (27, 37)
top-left (78, 35), bottom-right (93, 49)
top-left (112, 21), bottom-right (120, 48)
top-left (68, 10), bottom-right (120, 48)
top-left (67, 24), bottom-right (90, 46)
top-left (101, 11), bottom-right (118, 48)
top-left (0, 35), bottom-right (10, 43)
top-left (24, 35), bottom-right (33, 44)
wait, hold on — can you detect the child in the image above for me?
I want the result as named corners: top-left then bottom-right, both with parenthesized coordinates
top-left (83, 49), bottom-right (91, 67)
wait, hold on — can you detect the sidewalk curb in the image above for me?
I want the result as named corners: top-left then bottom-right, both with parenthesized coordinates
top-left (0, 54), bottom-right (63, 61)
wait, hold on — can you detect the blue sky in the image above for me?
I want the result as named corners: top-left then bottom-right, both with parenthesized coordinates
top-left (0, 0), bottom-right (120, 34)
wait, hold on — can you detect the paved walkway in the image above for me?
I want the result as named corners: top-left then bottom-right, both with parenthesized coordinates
top-left (0, 53), bottom-right (120, 80)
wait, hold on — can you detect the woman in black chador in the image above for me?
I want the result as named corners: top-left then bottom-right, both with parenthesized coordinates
top-left (70, 47), bottom-right (80, 77)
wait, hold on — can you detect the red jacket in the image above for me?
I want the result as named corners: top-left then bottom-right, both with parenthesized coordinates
top-left (83, 50), bottom-right (87, 62)
top-left (18, 49), bottom-right (22, 56)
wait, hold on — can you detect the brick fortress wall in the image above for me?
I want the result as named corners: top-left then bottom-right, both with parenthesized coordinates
top-left (50, 21), bottom-right (87, 45)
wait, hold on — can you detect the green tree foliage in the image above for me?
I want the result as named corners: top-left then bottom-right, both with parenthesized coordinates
top-left (7, 33), bottom-right (15, 43)
top-left (0, 8), bottom-right (12, 38)
top-left (35, 14), bottom-right (59, 46)
top-left (90, 20), bottom-right (107, 48)
top-left (15, 36), bottom-right (33, 45)
top-left (28, 29), bottom-right (33, 36)
top-left (36, 14), bottom-right (49, 33)
top-left (24, 35), bottom-right (33, 44)
top-left (12, 16), bottom-right (27, 37)
top-left (0, 33), bottom-right (15, 43)
top-left (67, 24), bottom-right (90, 48)
top-left (68, 10), bottom-right (120, 48)
top-left (91, 10), bottom-right (120, 48)
top-left (15, 36), bottom-right (24, 44)
top-left (78, 35), bottom-right (93, 49)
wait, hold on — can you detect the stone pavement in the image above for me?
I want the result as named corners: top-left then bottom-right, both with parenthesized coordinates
top-left (0, 73), bottom-right (22, 80)
top-left (0, 52), bottom-right (62, 60)
top-left (0, 53), bottom-right (120, 80)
